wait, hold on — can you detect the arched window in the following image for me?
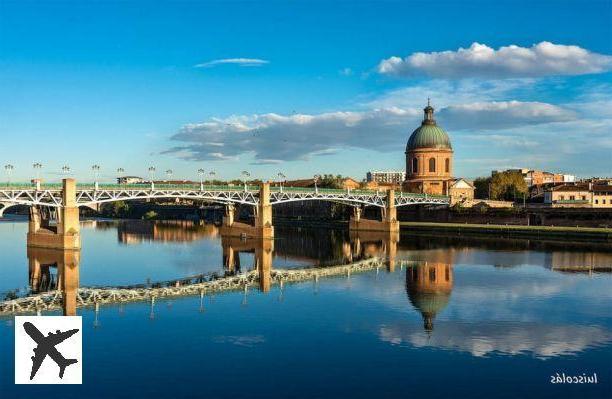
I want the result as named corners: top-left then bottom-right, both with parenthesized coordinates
top-left (429, 157), bottom-right (436, 173)
top-left (412, 157), bottom-right (418, 174)
top-left (445, 158), bottom-right (450, 173)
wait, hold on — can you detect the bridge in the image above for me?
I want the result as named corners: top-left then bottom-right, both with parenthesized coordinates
top-left (0, 179), bottom-right (449, 250)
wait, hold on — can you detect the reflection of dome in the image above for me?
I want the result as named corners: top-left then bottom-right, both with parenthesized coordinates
top-left (406, 105), bottom-right (452, 151)
top-left (406, 262), bottom-right (453, 332)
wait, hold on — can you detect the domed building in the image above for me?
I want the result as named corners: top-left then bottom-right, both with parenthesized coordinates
top-left (406, 262), bottom-right (453, 333)
top-left (403, 102), bottom-right (454, 195)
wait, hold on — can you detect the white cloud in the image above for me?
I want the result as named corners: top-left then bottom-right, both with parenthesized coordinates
top-left (378, 42), bottom-right (612, 79)
top-left (439, 101), bottom-right (576, 130)
top-left (194, 58), bottom-right (269, 68)
top-left (164, 101), bottom-right (574, 162)
top-left (379, 323), bottom-right (612, 359)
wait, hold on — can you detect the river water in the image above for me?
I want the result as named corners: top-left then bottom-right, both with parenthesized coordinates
top-left (0, 216), bottom-right (611, 398)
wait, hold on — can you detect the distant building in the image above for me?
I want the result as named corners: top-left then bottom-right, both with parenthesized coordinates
top-left (367, 170), bottom-right (406, 185)
top-left (402, 101), bottom-right (474, 200)
top-left (493, 169), bottom-right (575, 187)
top-left (117, 176), bottom-right (145, 184)
top-left (403, 102), bottom-right (456, 195)
top-left (448, 178), bottom-right (475, 205)
top-left (543, 182), bottom-right (612, 208)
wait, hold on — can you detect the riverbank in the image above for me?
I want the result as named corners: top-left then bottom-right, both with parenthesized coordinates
top-left (400, 221), bottom-right (612, 241)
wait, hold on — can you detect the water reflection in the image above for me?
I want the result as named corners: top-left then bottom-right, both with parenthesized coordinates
top-left (406, 262), bottom-right (453, 333)
top-left (2, 218), bottom-right (610, 367)
top-left (27, 247), bottom-right (79, 316)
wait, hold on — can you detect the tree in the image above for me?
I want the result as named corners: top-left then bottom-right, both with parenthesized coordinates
top-left (102, 201), bottom-right (130, 218)
top-left (490, 171), bottom-right (528, 201)
top-left (473, 177), bottom-right (491, 199)
top-left (143, 210), bottom-right (158, 220)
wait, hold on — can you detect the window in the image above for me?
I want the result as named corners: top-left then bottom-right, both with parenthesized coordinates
top-left (595, 199), bottom-right (599, 204)
top-left (559, 195), bottom-right (564, 200)
top-left (445, 158), bottom-right (450, 173)
top-left (412, 157), bottom-right (418, 174)
top-left (570, 195), bottom-right (575, 200)
top-left (429, 268), bottom-right (436, 282)
top-left (428, 157), bottom-right (436, 173)
top-left (581, 196), bottom-right (586, 200)
top-left (604, 200), bottom-right (607, 204)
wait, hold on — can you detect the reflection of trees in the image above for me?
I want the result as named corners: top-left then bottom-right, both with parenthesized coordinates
top-left (115, 220), bottom-right (219, 244)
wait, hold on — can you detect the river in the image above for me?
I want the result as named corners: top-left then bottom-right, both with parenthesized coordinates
top-left (0, 216), bottom-right (610, 398)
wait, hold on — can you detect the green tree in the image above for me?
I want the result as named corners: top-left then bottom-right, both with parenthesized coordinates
top-left (143, 210), bottom-right (158, 220)
top-left (473, 177), bottom-right (491, 199)
top-left (490, 171), bottom-right (528, 201)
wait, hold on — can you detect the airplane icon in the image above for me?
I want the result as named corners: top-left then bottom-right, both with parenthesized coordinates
top-left (23, 322), bottom-right (79, 380)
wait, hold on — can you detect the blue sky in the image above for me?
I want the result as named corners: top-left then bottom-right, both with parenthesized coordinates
top-left (1, 0), bottom-right (611, 182)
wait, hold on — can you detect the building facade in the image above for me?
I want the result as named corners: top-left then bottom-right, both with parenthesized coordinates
top-left (366, 170), bottom-right (406, 185)
top-left (403, 103), bottom-right (454, 195)
top-left (543, 182), bottom-right (612, 208)
top-left (448, 178), bottom-right (475, 205)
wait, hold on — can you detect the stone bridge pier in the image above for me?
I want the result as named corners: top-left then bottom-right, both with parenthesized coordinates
top-left (27, 178), bottom-right (81, 250)
top-left (349, 189), bottom-right (400, 233)
top-left (220, 182), bottom-right (274, 239)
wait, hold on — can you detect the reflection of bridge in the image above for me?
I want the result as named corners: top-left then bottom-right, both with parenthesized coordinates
top-left (0, 179), bottom-right (449, 250)
top-left (0, 256), bottom-right (406, 316)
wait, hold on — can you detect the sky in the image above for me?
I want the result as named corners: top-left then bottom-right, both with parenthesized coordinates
top-left (0, 0), bottom-right (611, 182)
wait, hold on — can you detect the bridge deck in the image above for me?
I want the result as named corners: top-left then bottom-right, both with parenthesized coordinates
top-left (0, 183), bottom-right (449, 208)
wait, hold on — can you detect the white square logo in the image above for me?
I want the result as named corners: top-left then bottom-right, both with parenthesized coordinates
top-left (15, 316), bottom-right (82, 384)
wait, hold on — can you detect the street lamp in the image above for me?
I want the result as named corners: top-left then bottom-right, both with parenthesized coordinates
top-left (209, 170), bottom-right (217, 186)
top-left (277, 172), bottom-right (286, 192)
top-left (33, 162), bottom-right (42, 179)
top-left (241, 171), bottom-right (250, 191)
top-left (61, 165), bottom-right (71, 176)
top-left (198, 168), bottom-right (205, 190)
top-left (313, 174), bottom-right (321, 193)
top-left (165, 169), bottom-right (173, 183)
top-left (33, 163), bottom-right (42, 190)
top-left (91, 164), bottom-right (101, 189)
top-left (148, 166), bottom-right (156, 189)
top-left (4, 164), bottom-right (14, 187)
top-left (117, 168), bottom-right (125, 185)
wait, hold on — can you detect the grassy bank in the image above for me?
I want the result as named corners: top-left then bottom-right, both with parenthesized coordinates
top-left (400, 221), bottom-right (612, 241)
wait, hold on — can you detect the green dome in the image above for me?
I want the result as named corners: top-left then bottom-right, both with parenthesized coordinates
top-left (406, 103), bottom-right (452, 151)
top-left (406, 124), bottom-right (452, 151)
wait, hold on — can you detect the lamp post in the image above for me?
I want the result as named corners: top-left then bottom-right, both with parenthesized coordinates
top-left (277, 172), bottom-right (286, 192)
top-left (4, 164), bottom-right (14, 187)
top-left (32, 163), bottom-right (42, 190)
top-left (165, 169), bottom-right (173, 186)
top-left (148, 166), bottom-right (156, 189)
top-left (209, 170), bottom-right (217, 186)
top-left (198, 168), bottom-right (205, 191)
top-left (91, 164), bottom-right (100, 190)
top-left (117, 168), bottom-right (125, 186)
top-left (313, 174), bottom-right (320, 193)
top-left (61, 165), bottom-right (71, 176)
top-left (241, 171), bottom-right (250, 191)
